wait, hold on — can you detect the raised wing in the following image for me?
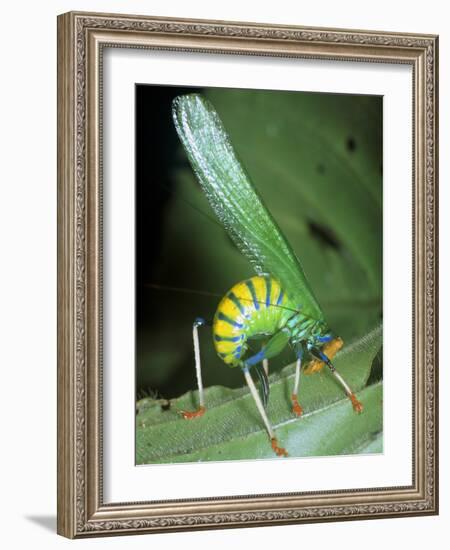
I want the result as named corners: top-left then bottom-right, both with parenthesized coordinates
top-left (172, 94), bottom-right (324, 321)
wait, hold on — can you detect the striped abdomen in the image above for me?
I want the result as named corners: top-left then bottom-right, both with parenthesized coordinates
top-left (212, 275), bottom-right (294, 366)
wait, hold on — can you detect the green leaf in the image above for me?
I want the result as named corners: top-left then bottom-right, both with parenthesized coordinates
top-left (136, 326), bottom-right (382, 464)
top-left (347, 432), bottom-right (383, 455)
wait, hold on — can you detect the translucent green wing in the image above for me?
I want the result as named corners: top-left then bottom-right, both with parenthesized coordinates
top-left (172, 93), bottom-right (324, 321)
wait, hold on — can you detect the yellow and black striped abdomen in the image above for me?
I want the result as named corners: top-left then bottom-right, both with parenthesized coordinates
top-left (212, 275), bottom-right (292, 366)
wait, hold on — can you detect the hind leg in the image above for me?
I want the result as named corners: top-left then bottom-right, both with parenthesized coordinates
top-left (179, 318), bottom-right (208, 419)
top-left (263, 357), bottom-right (269, 376)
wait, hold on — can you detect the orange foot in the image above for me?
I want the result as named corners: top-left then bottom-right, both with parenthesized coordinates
top-left (179, 406), bottom-right (206, 419)
top-left (349, 394), bottom-right (363, 414)
top-left (271, 438), bottom-right (288, 457)
top-left (291, 394), bottom-right (303, 417)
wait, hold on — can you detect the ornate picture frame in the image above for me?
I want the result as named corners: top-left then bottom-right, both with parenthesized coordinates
top-left (57, 11), bottom-right (438, 538)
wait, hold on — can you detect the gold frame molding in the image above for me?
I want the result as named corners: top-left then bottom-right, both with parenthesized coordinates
top-left (57, 11), bottom-right (439, 538)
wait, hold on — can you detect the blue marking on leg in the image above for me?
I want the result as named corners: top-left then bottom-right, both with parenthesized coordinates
top-left (245, 349), bottom-right (266, 368)
top-left (194, 317), bottom-right (208, 327)
top-left (319, 351), bottom-right (331, 364)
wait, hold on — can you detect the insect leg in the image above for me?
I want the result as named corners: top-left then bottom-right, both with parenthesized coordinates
top-left (261, 356), bottom-right (269, 407)
top-left (316, 350), bottom-right (363, 413)
top-left (245, 328), bottom-right (290, 367)
top-left (291, 348), bottom-right (304, 417)
top-left (263, 357), bottom-right (269, 376)
top-left (244, 329), bottom-right (290, 409)
top-left (242, 367), bottom-right (288, 457)
top-left (257, 337), bottom-right (270, 406)
top-left (179, 317), bottom-right (209, 420)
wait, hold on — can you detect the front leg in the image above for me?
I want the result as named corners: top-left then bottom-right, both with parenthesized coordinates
top-left (242, 367), bottom-right (288, 458)
top-left (242, 329), bottom-right (290, 456)
top-left (291, 347), bottom-right (304, 417)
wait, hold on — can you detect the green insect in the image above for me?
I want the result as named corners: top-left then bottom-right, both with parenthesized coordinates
top-left (172, 93), bottom-right (363, 457)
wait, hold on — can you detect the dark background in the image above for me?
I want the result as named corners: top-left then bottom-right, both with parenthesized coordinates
top-left (135, 84), bottom-right (202, 323)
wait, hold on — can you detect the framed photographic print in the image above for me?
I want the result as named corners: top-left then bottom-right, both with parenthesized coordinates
top-left (57, 11), bottom-right (439, 538)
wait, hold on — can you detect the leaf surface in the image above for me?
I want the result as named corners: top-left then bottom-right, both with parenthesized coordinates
top-left (136, 326), bottom-right (382, 464)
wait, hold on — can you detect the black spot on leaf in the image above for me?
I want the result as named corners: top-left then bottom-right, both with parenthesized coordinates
top-left (308, 220), bottom-right (341, 250)
top-left (346, 137), bottom-right (357, 152)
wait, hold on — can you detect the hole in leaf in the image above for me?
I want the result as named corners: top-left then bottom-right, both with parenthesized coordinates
top-left (346, 136), bottom-right (357, 152)
top-left (307, 220), bottom-right (341, 250)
